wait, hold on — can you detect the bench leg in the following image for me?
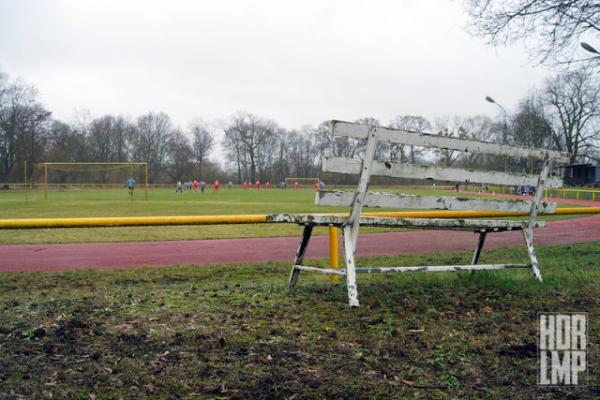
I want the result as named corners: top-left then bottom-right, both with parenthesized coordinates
top-left (522, 228), bottom-right (543, 282)
top-left (288, 224), bottom-right (314, 288)
top-left (342, 225), bottom-right (360, 307)
top-left (471, 230), bottom-right (487, 266)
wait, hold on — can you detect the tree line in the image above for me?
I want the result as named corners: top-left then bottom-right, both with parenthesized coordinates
top-left (1, 67), bottom-right (598, 185)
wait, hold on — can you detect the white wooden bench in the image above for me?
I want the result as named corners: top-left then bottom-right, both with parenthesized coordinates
top-left (269, 120), bottom-right (569, 306)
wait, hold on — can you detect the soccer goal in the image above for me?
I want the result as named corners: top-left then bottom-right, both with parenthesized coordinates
top-left (284, 177), bottom-right (320, 188)
top-left (31, 162), bottom-right (148, 200)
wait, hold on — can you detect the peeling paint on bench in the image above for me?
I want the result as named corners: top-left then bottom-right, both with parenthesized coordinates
top-left (316, 190), bottom-right (557, 213)
top-left (331, 120), bottom-right (569, 162)
top-left (279, 120), bottom-right (562, 306)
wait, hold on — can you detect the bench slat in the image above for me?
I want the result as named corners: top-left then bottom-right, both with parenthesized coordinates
top-left (316, 190), bottom-right (557, 213)
top-left (292, 264), bottom-right (531, 275)
top-left (322, 157), bottom-right (564, 188)
top-left (331, 120), bottom-right (570, 162)
top-left (269, 214), bottom-right (544, 230)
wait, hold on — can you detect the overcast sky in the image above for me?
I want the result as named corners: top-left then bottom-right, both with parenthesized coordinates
top-left (1, 0), bottom-right (552, 134)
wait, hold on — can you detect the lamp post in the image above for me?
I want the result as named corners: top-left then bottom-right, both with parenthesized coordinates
top-left (485, 96), bottom-right (508, 172)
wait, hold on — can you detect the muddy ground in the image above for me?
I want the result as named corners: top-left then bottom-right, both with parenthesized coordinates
top-left (0, 242), bottom-right (599, 399)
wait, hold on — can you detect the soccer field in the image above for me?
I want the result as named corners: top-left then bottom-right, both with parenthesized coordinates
top-left (0, 188), bottom-right (334, 244)
top-left (1, 187), bottom-right (341, 219)
top-left (0, 187), bottom-right (586, 244)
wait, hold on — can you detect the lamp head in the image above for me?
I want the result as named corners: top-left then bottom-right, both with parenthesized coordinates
top-left (581, 42), bottom-right (600, 55)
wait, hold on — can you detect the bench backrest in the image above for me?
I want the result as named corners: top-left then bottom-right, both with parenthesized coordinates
top-left (317, 120), bottom-right (568, 217)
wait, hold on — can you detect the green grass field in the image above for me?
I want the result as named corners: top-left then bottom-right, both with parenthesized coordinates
top-left (1, 242), bottom-right (598, 398)
top-left (1, 189), bottom-right (598, 398)
top-left (0, 187), bottom-right (591, 244)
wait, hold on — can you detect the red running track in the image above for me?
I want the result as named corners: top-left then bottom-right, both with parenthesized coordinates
top-left (1, 214), bottom-right (599, 273)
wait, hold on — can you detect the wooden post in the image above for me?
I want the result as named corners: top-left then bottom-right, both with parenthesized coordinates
top-left (44, 164), bottom-right (48, 200)
top-left (23, 160), bottom-right (27, 190)
top-left (342, 225), bottom-right (359, 307)
top-left (525, 156), bottom-right (551, 282)
top-left (329, 226), bottom-right (340, 282)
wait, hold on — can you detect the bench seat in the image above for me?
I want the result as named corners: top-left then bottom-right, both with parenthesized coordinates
top-left (268, 214), bottom-right (544, 232)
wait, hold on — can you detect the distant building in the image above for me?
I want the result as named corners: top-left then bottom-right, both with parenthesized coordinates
top-left (556, 164), bottom-right (600, 187)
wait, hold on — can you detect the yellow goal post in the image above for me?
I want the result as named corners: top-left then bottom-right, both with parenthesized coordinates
top-left (32, 162), bottom-right (148, 200)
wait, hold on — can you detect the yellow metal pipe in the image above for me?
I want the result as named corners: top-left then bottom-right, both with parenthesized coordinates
top-left (362, 207), bottom-right (600, 218)
top-left (0, 214), bottom-right (269, 229)
top-left (328, 226), bottom-right (340, 282)
top-left (555, 188), bottom-right (600, 193)
top-left (0, 208), bottom-right (599, 229)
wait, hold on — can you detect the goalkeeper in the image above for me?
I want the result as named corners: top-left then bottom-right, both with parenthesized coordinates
top-left (127, 177), bottom-right (136, 199)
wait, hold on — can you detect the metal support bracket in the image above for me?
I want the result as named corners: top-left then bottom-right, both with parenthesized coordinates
top-left (288, 224), bottom-right (314, 288)
top-left (471, 230), bottom-right (487, 265)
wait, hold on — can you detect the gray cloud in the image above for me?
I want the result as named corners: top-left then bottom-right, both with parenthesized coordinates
top-left (0, 0), bottom-right (551, 132)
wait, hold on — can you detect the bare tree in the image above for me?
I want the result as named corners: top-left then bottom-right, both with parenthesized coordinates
top-left (189, 119), bottom-right (214, 177)
top-left (511, 94), bottom-right (554, 148)
top-left (543, 68), bottom-right (600, 162)
top-left (167, 130), bottom-right (194, 181)
top-left (389, 115), bottom-right (431, 163)
top-left (464, 0), bottom-right (600, 66)
top-left (434, 117), bottom-right (469, 167)
top-left (272, 128), bottom-right (292, 181)
top-left (0, 73), bottom-right (51, 182)
top-left (222, 121), bottom-right (244, 183)
top-left (89, 116), bottom-right (116, 162)
top-left (222, 112), bottom-right (277, 183)
top-left (502, 95), bottom-right (554, 172)
top-left (130, 112), bottom-right (174, 182)
top-left (316, 120), bottom-right (339, 157)
top-left (283, 127), bottom-right (321, 180)
top-left (111, 116), bottom-right (133, 162)
top-left (458, 115), bottom-right (495, 168)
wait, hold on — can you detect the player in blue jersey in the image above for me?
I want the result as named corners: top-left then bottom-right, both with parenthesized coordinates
top-left (127, 178), bottom-right (136, 200)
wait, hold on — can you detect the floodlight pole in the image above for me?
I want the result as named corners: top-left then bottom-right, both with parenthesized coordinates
top-left (485, 96), bottom-right (509, 172)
